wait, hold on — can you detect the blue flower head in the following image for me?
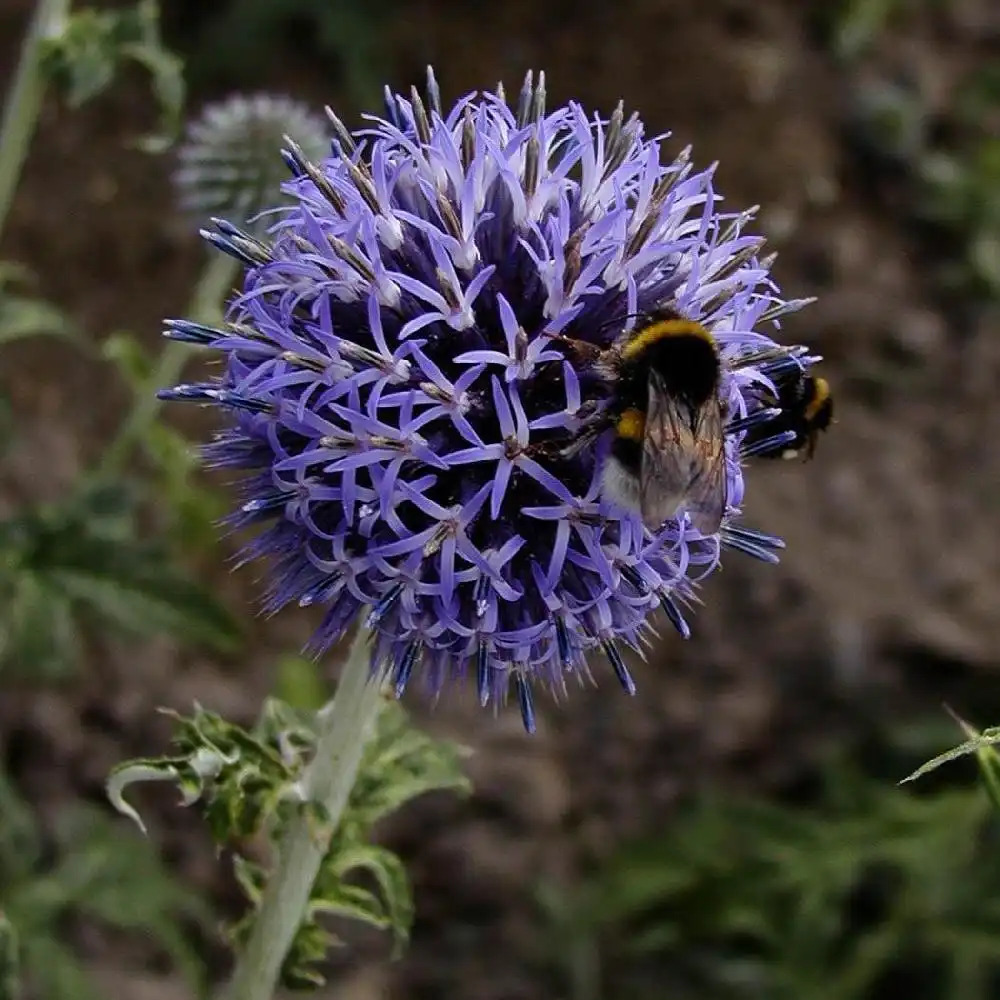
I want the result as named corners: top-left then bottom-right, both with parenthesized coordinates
top-left (162, 69), bottom-right (819, 732)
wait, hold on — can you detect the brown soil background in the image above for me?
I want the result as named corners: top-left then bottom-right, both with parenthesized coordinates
top-left (2, 0), bottom-right (999, 998)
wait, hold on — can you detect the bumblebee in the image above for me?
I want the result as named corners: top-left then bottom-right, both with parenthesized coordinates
top-left (744, 371), bottom-right (833, 460)
top-left (600, 312), bottom-right (727, 534)
top-left (550, 308), bottom-right (728, 535)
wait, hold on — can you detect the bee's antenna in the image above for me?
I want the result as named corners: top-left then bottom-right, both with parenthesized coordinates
top-left (595, 310), bottom-right (646, 335)
top-left (542, 310), bottom-right (646, 344)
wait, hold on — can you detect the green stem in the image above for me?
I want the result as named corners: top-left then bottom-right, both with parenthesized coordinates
top-left (97, 251), bottom-right (238, 476)
top-left (221, 630), bottom-right (385, 1000)
top-left (0, 0), bottom-right (70, 243)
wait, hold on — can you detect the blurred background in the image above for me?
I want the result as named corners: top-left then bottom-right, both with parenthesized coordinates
top-left (2, 0), bottom-right (1000, 998)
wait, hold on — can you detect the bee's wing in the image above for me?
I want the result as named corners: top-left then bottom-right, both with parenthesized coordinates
top-left (640, 371), bottom-right (727, 535)
top-left (684, 393), bottom-right (728, 535)
top-left (637, 372), bottom-right (697, 528)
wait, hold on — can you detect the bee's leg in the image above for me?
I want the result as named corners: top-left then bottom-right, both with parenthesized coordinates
top-left (728, 346), bottom-right (804, 370)
top-left (559, 418), bottom-right (610, 458)
top-left (542, 330), bottom-right (606, 367)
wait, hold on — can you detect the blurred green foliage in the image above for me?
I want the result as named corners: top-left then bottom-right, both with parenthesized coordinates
top-left (178, 0), bottom-right (396, 106)
top-left (0, 1), bottom-right (228, 682)
top-left (101, 330), bottom-right (227, 550)
top-left (274, 654), bottom-right (332, 712)
top-left (543, 753), bottom-right (1000, 1000)
top-left (0, 480), bottom-right (241, 678)
top-left (819, 0), bottom-right (938, 62)
top-left (0, 769), bottom-right (209, 1000)
top-left (110, 697), bottom-right (471, 988)
top-left (0, 264), bottom-right (80, 346)
top-left (916, 67), bottom-right (1000, 299)
top-left (820, 0), bottom-right (1000, 302)
top-left (40, 0), bottom-right (184, 151)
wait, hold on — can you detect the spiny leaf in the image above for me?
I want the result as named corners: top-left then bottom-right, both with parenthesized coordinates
top-left (107, 759), bottom-right (193, 835)
top-left (900, 720), bottom-right (1000, 787)
top-left (108, 703), bottom-right (303, 843)
top-left (316, 843), bottom-right (413, 955)
top-left (112, 695), bottom-right (470, 989)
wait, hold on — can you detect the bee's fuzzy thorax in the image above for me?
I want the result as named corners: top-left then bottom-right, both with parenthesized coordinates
top-left (616, 326), bottom-right (721, 412)
top-left (619, 317), bottom-right (715, 362)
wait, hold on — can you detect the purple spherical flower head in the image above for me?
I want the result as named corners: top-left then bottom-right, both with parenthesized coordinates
top-left (161, 69), bottom-right (818, 733)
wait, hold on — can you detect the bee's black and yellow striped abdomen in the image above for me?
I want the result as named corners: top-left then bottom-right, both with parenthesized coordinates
top-left (610, 407), bottom-right (646, 476)
top-left (804, 376), bottom-right (833, 426)
top-left (744, 372), bottom-right (834, 460)
top-left (614, 407), bottom-right (646, 441)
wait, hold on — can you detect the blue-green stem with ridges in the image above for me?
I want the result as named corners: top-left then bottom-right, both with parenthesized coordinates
top-left (0, 0), bottom-right (70, 243)
top-left (221, 627), bottom-right (386, 1000)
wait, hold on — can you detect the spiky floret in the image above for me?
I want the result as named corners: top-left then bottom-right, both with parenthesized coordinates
top-left (174, 93), bottom-right (330, 231)
top-left (161, 69), bottom-right (817, 732)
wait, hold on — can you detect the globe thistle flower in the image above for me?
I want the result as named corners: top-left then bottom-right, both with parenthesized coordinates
top-left (161, 69), bottom-right (818, 732)
top-left (175, 93), bottom-right (330, 232)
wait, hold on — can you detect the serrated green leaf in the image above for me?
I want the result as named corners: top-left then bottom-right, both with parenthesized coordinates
top-left (108, 704), bottom-right (302, 845)
top-left (114, 694), bottom-right (469, 988)
top-left (319, 843), bottom-right (412, 954)
top-left (106, 760), bottom-right (185, 834)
